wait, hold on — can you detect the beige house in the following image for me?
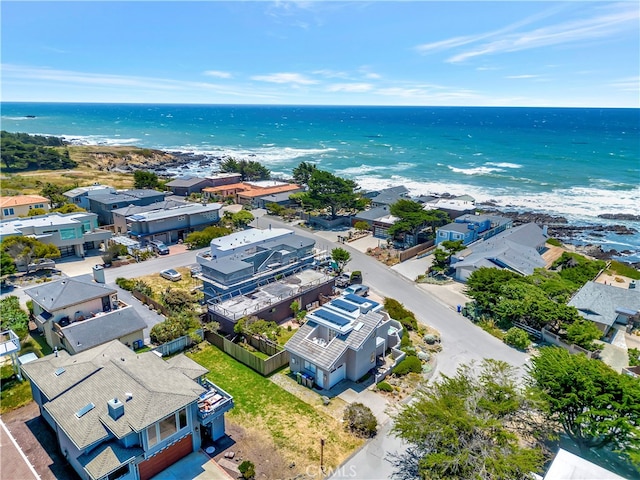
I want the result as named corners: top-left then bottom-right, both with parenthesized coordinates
top-left (0, 195), bottom-right (51, 220)
top-left (25, 277), bottom-right (147, 355)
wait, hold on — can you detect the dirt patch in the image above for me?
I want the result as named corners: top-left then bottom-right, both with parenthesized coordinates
top-left (1, 402), bottom-right (79, 480)
top-left (215, 422), bottom-right (309, 479)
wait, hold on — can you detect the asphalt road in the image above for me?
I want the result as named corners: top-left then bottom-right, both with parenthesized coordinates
top-left (247, 217), bottom-right (530, 480)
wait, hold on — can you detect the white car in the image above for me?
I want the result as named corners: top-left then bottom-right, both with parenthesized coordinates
top-left (343, 284), bottom-right (369, 297)
top-left (160, 269), bottom-right (182, 281)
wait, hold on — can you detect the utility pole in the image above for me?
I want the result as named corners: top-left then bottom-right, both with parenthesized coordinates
top-left (320, 438), bottom-right (325, 474)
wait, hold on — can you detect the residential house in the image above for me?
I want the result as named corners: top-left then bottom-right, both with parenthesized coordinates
top-left (366, 186), bottom-right (410, 208)
top-left (63, 184), bottom-right (117, 210)
top-left (285, 294), bottom-right (403, 390)
top-left (567, 281), bottom-right (640, 336)
top-left (165, 177), bottom-right (212, 197)
top-left (203, 181), bottom-right (303, 207)
top-left (87, 189), bottom-right (166, 225)
top-left (436, 214), bottom-right (512, 245)
top-left (207, 172), bottom-right (242, 187)
top-left (112, 199), bottom-right (187, 235)
top-left (351, 206), bottom-right (398, 239)
top-left (196, 227), bottom-right (316, 302)
top-left (127, 202), bottom-right (222, 245)
top-left (0, 195), bottom-right (51, 220)
top-left (423, 195), bottom-right (476, 219)
top-left (0, 211), bottom-right (111, 258)
top-left (254, 191), bottom-right (298, 210)
top-left (25, 276), bottom-right (147, 354)
top-left (538, 449), bottom-right (626, 480)
top-left (452, 223), bottom-right (548, 281)
top-left (208, 268), bottom-right (334, 333)
top-left (21, 340), bottom-right (233, 480)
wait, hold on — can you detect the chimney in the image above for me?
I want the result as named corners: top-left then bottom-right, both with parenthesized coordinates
top-left (107, 398), bottom-right (124, 420)
top-left (54, 346), bottom-right (58, 358)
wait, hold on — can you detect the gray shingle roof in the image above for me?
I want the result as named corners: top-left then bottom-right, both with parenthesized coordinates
top-left (78, 442), bottom-right (143, 480)
top-left (166, 354), bottom-right (209, 380)
top-left (25, 278), bottom-right (116, 312)
top-left (62, 308), bottom-right (147, 353)
top-left (166, 176), bottom-right (209, 188)
top-left (21, 340), bottom-right (205, 450)
top-left (568, 281), bottom-right (640, 328)
top-left (285, 310), bottom-right (385, 371)
top-left (455, 223), bottom-right (546, 276)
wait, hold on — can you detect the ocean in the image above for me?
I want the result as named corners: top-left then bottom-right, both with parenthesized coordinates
top-left (2, 102), bottom-right (639, 261)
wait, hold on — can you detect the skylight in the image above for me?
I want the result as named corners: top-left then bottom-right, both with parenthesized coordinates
top-left (54, 367), bottom-right (66, 376)
top-left (75, 402), bottom-right (95, 418)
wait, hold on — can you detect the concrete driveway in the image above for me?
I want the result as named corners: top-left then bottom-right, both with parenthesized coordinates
top-left (151, 451), bottom-right (232, 480)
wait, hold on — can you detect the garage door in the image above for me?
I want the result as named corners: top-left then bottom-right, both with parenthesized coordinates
top-left (328, 363), bottom-right (346, 389)
top-left (138, 434), bottom-right (192, 480)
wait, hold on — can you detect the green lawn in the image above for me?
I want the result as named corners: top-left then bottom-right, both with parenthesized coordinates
top-left (1, 364), bottom-right (32, 414)
top-left (187, 343), bottom-right (362, 470)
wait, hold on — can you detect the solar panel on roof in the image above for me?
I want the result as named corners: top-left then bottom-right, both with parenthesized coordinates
top-left (314, 308), bottom-right (350, 327)
top-left (331, 299), bottom-right (359, 313)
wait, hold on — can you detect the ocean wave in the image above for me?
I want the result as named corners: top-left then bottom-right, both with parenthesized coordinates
top-left (448, 166), bottom-right (505, 175)
top-left (485, 162), bottom-right (522, 169)
top-left (353, 175), bottom-right (640, 221)
top-left (62, 134), bottom-right (141, 146)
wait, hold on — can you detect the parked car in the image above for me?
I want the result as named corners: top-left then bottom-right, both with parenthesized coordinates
top-left (343, 284), bottom-right (369, 297)
top-left (150, 240), bottom-right (170, 255)
top-left (160, 268), bottom-right (182, 281)
top-left (335, 273), bottom-right (350, 288)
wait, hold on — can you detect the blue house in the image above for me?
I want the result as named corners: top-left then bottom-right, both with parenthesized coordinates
top-left (21, 340), bottom-right (233, 480)
top-left (436, 214), bottom-right (512, 246)
top-left (87, 190), bottom-right (166, 225)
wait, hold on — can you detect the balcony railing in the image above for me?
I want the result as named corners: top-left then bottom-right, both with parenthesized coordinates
top-left (197, 379), bottom-right (233, 423)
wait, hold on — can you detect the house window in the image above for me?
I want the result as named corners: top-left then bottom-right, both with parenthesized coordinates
top-left (178, 409), bottom-right (187, 430)
top-left (60, 228), bottom-right (77, 240)
top-left (3, 208), bottom-right (14, 216)
top-left (159, 415), bottom-right (177, 441)
top-left (370, 352), bottom-right (375, 363)
top-left (304, 360), bottom-right (316, 374)
top-left (106, 463), bottom-right (130, 480)
top-left (147, 408), bottom-right (188, 447)
top-left (146, 424), bottom-right (158, 447)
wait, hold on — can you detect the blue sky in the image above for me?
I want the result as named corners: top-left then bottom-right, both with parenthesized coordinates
top-left (1, 1), bottom-right (638, 107)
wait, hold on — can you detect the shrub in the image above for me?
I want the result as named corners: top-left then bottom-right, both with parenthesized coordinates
top-left (392, 356), bottom-right (422, 376)
top-left (629, 348), bottom-right (640, 367)
top-left (0, 296), bottom-right (29, 339)
top-left (400, 327), bottom-right (412, 348)
top-left (238, 460), bottom-right (255, 479)
top-left (343, 402), bottom-right (377, 438)
top-left (384, 298), bottom-right (418, 330)
top-left (116, 277), bottom-right (136, 291)
top-left (503, 327), bottom-right (531, 350)
top-left (162, 288), bottom-right (193, 312)
top-left (377, 381), bottom-right (393, 392)
top-left (546, 238), bottom-right (563, 247)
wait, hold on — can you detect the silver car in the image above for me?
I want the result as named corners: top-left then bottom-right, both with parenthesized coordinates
top-left (160, 268), bottom-right (182, 281)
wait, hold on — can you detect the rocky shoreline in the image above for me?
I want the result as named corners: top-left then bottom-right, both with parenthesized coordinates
top-left (81, 145), bottom-right (639, 266)
top-left (480, 207), bottom-right (639, 264)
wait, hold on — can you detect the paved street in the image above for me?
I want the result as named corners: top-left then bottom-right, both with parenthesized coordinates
top-left (3, 215), bottom-right (529, 480)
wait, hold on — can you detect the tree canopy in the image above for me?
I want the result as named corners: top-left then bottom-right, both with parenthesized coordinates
top-left (185, 225), bottom-right (232, 249)
top-left (331, 247), bottom-right (351, 273)
top-left (1, 235), bottom-right (60, 269)
top-left (390, 359), bottom-right (546, 480)
top-left (1, 131), bottom-right (76, 172)
top-left (220, 158), bottom-right (270, 181)
top-left (528, 347), bottom-right (640, 466)
top-left (387, 199), bottom-right (432, 241)
top-left (292, 161), bottom-right (317, 186)
top-left (300, 169), bottom-right (361, 219)
top-left (133, 170), bottom-right (160, 189)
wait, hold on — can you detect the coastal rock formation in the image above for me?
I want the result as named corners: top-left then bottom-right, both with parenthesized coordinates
top-left (598, 213), bottom-right (640, 221)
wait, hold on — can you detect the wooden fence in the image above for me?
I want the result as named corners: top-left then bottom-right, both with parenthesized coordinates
top-left (399, 240), bottom-right (435, 262)
top-left (204, 331), bottom-right (290, 376)
top-left (153, 329), bottom-right (203, 356)
top-left (132, 290), bottom-right (170, 316)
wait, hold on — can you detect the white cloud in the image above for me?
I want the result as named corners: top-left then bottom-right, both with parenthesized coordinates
top-left (251, 72), bottom-right (318, 85)
top-left (448, 3), bottom-right (639, 63)
top-left (609, 76), bottom-right (640, 92)
top-left (203, 70), bottom-right (232, 79)
top-left (312, 69), bottom-right (350, 79)
top-left (327, 83), bottom-right (373, 93)
top-left (506, 74), bottom-right (541, 79)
